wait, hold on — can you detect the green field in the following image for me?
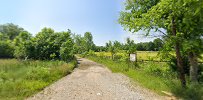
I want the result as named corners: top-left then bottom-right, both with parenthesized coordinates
top-left (95, 51), bottom-right (158, 60)
top-left (0, 59), bottom-right (76, 100)
top-left (95, 51), bottom-right (203, 62)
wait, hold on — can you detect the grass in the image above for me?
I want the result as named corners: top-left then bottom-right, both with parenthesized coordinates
top-left (95, 51), bottom-right (162, 61)
top-left (85, 55), bottom-right (203, 100)
top-left (95, 51), bottom-right (203, 62)
top-left (0, 59), bottom-right (77, 100)
top-left (86, 56), bottom-right (176, 93)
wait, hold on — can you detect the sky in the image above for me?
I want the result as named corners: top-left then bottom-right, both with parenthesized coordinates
top-left (0, 0), bottom-right (157, 46)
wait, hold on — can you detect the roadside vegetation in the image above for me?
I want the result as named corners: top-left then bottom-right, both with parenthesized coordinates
top-left (119, 0), bottom-right (203, 88)
top-left (94, 51), bottom-right (203, 62)
top-left (0, 59), bottom-right (76, 99)
top-left (0, 23), bottom-right (78, 99)
top-left (117, 0), bottom-right (203, 99)
top-left (0, 0), bottom-right (203, 99)
top-left (95, 51), bottom-right (161, 62)
top-left (77, 31), bottom-right (202, 99)
top-left (71, 19), bottom-right (203, 99)
top-left (83, 52), bottom-right (203, 100)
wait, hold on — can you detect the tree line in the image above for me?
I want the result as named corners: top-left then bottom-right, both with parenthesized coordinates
top-left (0, 23), bottom-right (164, 61)
top-left (0, 23), bottom-right (73, 62)
top-left (94, 38), bottom-right (163, 52)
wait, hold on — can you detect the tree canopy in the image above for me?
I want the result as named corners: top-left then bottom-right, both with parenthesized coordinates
top-left (119, 0), bottom-right (203, 86)
top-left (0, 23), bottom-right (25, 40)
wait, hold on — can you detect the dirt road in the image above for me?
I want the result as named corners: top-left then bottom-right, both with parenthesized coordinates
top-left (27, 58), bottom-right (166, 100)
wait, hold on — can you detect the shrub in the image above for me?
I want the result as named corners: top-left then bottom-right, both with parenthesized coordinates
top-left (13, 31), bottom-right (33, 59)
top-left (168, 56), bottom-right (190, 75)
top-left (60, 40), bottom-right (74, 62)
top-left (26, 66), bottom-right (50, 81)
top-left (0, 71), bottom-right (9, 82)
top-left (0, 41), bottom-right (14, 58)
top-left (88, 50), bottom-right (95, 56)
top-left (199, 64), bottom-right (203, 83)
top-left (113, 54), bottom-right (122, 61)
top-left (171, 84), bottom-right (203, 100)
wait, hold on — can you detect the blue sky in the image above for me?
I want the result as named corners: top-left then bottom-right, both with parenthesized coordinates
top-left (0, 0), bottom-right (157, 46)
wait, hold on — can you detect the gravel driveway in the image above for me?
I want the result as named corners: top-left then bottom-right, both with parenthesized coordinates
top-left (27, 58), bottom-right (167, 100)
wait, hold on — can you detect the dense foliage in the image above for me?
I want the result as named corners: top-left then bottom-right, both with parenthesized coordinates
top-left (0, 23), bottom-right (162, 58)
top-left (0, 23), bottom-right (75, 62)
top-left (0, 40), bottom-right (14, 58)
top-left (119, 0), bottom-right (203, 86)
top-left (94, 38), bottom-right (163, 53)
top-left (0, 24), bottom-right (78, 99)
top-left (72, 32), bottom-right (95, 54)
top-left (0, 23), bottom-right (24, 40)
top-left (32, 28), bottom-right (74, 61)
top-left (0, 23), bottom-right (24, 58)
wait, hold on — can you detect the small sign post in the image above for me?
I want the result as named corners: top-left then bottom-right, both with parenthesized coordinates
top-left (130, 54), bottom-right (136, 62)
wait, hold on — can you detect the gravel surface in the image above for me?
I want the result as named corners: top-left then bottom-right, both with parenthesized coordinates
top-left (27, 58), bottom-right (168, 100)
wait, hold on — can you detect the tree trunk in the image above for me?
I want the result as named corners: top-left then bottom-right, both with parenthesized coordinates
top-left (188, 52), bottom-right (198, 83)
top-left (172, 17), bottom-right (186, 87)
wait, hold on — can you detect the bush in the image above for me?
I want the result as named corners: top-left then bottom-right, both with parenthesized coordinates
top-left (88, 50), bottom-right (95, 56)
top-left (26, 66), bottom-right (50, 81)
top-left (140, 62), bottom-right (176, 78)
top-left (168, 56), bottom-right (190, 75)
top-left (199, 64), bottom-right (203, 83)
top-left (60, 40), bottom-right (74, 62)
top-left (113, 54), bottom-right (122, 61)
top-left (0, 71), bottom-right (10, 82)
top-left (119, 53), bottom-right (129, 62)
top-left (0, 41), bottom-right (14, 58)
top-left (11, 28), bottom-right (75, 61)
top-left (13, 31), bottom-right (33, 59)
top-left (171, 84), bottom-right (203, 100)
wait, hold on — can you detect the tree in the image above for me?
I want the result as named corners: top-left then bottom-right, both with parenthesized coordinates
top-left (114, 40), bottom-right (122, 50)
top-left (0, 23), bottom-right (24, 40)
top-left (72, 34), bottom-right (86, 54)
top-left (136, 43), bottom-right (145, 51)
top-left (59, 30), bottom-right (74, 61)
top-left (156, 0), bottom-right (203, 83)
top-left (126, 38), bottom-right (136, 53)
top-left (60, 39), bottom-right (74, 62)
top-left (13, 31), bottom-right (33, 59)
top-left (33, 28), bottom-right (74, 60)
top-left (146, 42), bottom-right (155, 51)
top-left (34, 28), bottom-right (55, 60)
top-left (176, 0), bottom-right (203, 83)
top-left (0, 40), bottom-right (14, 58)
top-left (0, 24), bottom-right (76, 61)
top-left (0, 32), bottom-right (9, 41)
top-left (119, 0), bottom-right (203, 86)
top-left (125, 38), bottom-right (137, 61)
top-left (94, 46), bottom-right (106, 52)
top-left (84, 32), bottom-right (94, 51)
top-left (106, 41), bottom-right (116, 60)
top-left (153, 38), bottom-right (163, 51)
top-left (0, 24), bottom-right (25, 58)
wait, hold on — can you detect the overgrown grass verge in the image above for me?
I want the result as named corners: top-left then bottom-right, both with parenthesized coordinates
top-left (0, 59), bottom-right (77, 100)
top-left (85, 55), bottom-right (203, 100)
